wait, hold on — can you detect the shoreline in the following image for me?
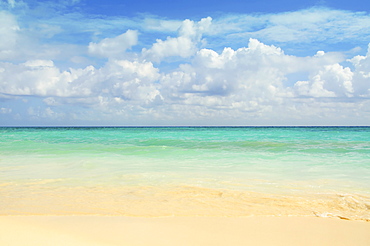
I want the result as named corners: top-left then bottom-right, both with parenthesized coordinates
top-left (1, 215), bottom-right (369, 246)
top-left (2, 184), bottom-right (369, 221)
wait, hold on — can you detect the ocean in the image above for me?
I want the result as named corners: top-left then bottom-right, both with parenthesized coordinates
top-left (0, 127), bottom-right (369, 220)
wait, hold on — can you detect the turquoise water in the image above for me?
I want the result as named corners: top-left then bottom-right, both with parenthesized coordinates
top-left (1, 127), bottom-right (370, 217)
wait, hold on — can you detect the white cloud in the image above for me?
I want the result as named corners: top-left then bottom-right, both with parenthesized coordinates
top-left (208, 8), bottom-right (370, 52)
top-left (88, 30), bottom-right (138, 58)
top-left (159, 38), bottom-right (370, 124)
top-left (0, 107), bottom-right (12, 114)
top-left (141, 18), bottom-right (182, 32)
top-left (27, 106), bottom-right (65, 120)
top-left (24, 60), bottom-right (55, 67)
top-left (294, 64), bottom-right (354, 98)
top-left (178, 17), bottom-right (212, 39)
top-left (160, 40), bottom-right (287, 118)
top-left (166, 38), bottom-right (344, 100)
top-left (142, 17), bottom-right (212, 62)
top-left (0, 60), bottom-right (98, 97)
top-left (349, 44), bottom-right (370, 97)
top-left (43, 97), bottom-right (59, 106)
top-left (0, 10), bottom-right (87, 62)
top-left (97, 59), bottom-right (161, 103)
top-left (293, 44), bottom-right (370, 99)
top-left (142, 36), bottom-right (196, 62)
top-left (0, 11), bottom-right (20, 59)
top-left (0, 57), bottom-right (161, 112)
top-left (3, 35), bottom-right (370, 125)
top-left (2, 4), bottom-right (370, 125)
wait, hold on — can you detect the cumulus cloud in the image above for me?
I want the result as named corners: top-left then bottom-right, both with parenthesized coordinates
top-left (0, 58), bottom-right (160, 102)
top-left (142, 17), bottom-right (212, 62)
top-left (88, 30), bottom-right (138, 58)
top-left (95, 59), bottom-right (161, 104)
top-left (2, 35), bottom-right (370, 125)
top-left (293, 46), bottom-right (370, 99)
top-left (154, 38), bottom-right (369, 124)
top-left (2, 3), bottom-right (370, 125)
top-left (162, 39), bottom-right (287, 100)
top-left (161, 38), bottom-right (347, 105)
top-left (0, 60), bottom-right (94, 97)
top-left (349, 44), bottom-right (370, 97)
top-left (294, 64), bottom-right (354, 98)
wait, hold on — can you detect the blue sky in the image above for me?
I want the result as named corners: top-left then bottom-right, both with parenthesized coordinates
top-left (1, 0), bottom-right (370, 126)
top-left (75, 0), bottom-right (369, 18)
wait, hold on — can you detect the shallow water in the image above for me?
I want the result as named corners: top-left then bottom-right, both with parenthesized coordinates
top-left (1, 127), bottom-right (369, 219)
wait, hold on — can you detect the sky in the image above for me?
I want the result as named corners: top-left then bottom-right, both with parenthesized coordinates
top-left (1, 0), bottom-right (370, 126)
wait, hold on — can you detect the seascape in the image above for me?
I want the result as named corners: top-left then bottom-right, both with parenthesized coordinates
top-left (1, 126), bottom-right (369, 220)
top-left (2, 0), bottom-right (370, 244)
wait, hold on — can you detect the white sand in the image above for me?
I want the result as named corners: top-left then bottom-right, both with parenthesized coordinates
top-left (0, 216), bottom-right (369, 246)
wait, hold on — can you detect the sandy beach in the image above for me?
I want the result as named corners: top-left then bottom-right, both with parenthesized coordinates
top-left (1, 128), bottom-right (370, 245)
top-left (1, 215), bottom-right (369, 246)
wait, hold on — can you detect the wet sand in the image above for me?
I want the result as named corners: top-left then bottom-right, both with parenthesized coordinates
top-left (1, 215), bottom-right (369, 246)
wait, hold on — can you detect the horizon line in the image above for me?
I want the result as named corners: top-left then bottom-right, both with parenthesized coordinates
top-left (1, 125), bottom-right (369, 128)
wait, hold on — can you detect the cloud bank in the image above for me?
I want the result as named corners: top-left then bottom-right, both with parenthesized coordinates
top-left (1, 2), bottom-right (370, 125)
